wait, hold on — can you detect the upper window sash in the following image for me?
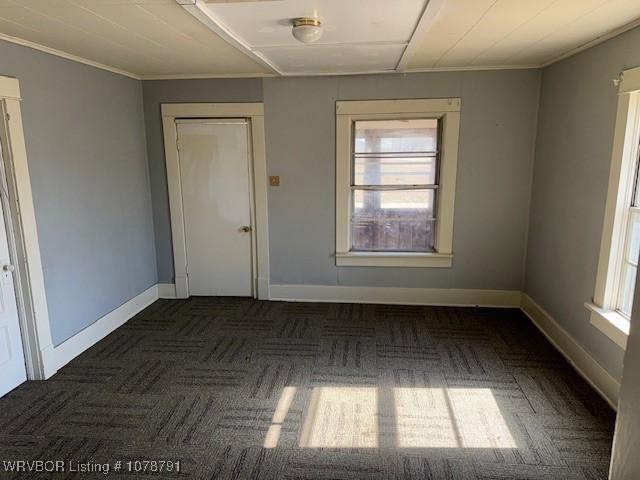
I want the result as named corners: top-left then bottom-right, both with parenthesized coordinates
top-left (351, 118), bottom-right (441, 191)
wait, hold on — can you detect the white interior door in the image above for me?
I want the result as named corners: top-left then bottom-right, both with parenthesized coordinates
top-left (0, 142), bottom-right (26, 397)
top-left (177, 120), bottom-right (253, 296)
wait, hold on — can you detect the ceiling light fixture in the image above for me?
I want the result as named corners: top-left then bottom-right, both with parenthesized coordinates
top-left (292, 17), bottom-right (323, 44)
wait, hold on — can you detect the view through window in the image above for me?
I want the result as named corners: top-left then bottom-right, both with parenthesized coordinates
top-left (617, 141), bottom-right (640, 317)
top-left (350, 119), bottom-right (439, 252)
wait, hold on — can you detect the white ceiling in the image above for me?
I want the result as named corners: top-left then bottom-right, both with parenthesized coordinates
top-left (0, 0), bottom-right (270, 77)
top-left (409, 0), bottom-right (640, 68)
top-left (0, 0), bottom-right (638, 78)
top-left (200, 0), bottom-right (425, 74)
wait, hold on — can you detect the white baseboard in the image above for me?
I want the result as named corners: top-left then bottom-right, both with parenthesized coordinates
top-left (157, 282), bottom-right (521, 308)
top-left (36, 281), bottom-right (621, 413)
top-left (520, 293), bottom-right (620, 410)
top-left (158, 281), bottom-right (268, 299)
top-left (157, 283), bottom-right (177, 299)
top-left (45, 285), bottom-right (159, 376)
top-left (269, 284), bottom-right (522, 307)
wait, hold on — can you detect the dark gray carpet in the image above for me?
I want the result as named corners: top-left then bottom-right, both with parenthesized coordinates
top-left (0, 298), bottom-right (615, 479)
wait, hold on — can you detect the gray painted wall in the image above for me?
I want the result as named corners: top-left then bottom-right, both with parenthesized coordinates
top-left (524, 26), bottom-right (640, 381)
top-left (0, 40), bottom-right (157, 346)
top-left (144, 72), bottom-right (540, 288)
top-left (142, 79), bottom-right (263, 283)
top-left (264, 71), bottom-right (540, 289)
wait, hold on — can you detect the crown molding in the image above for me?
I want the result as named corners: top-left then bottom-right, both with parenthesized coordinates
top-left (0, 33), bottom-right (141, 80)
top-left (542, 17), bottom-right (640, 68)
top-left (140, 64), bottom-right (540, 80)
top-left (400, 64), bottom-right (540, 73)
top-left (141, 72), bottom-right (273, 80)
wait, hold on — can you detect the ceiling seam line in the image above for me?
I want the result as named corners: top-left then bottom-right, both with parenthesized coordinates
top-left (432, 0), bottom-right (500, 68)
top-left (466, 0), bottom-right (560, 67)
top-left (7, 0), bottom-right (162, 65)
top-left (499, 0), bottom-right (613, 66)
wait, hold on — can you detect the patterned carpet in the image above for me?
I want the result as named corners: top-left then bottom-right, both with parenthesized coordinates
top-left (0, 298), bottom-right (615, 479)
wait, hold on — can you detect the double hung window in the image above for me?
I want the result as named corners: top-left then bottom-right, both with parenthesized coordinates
top-left (335, 99), bottom-right (461, 268)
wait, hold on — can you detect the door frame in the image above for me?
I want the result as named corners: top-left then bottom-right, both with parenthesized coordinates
top-left (161, 103), bottom-right (270, 299)
top-left (0, 76), bottom-right (54, 380)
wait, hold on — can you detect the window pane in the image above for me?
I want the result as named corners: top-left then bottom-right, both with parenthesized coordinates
top-left (351, 189), bottom-right (435, 251)
top-left (618, 263), bottom-right (637, 317)
top-left (354, 155), bottom-right (436, 185)
top-left (627, 210), bottom-right (640, 265)
top-left (354, 119), bottom-right (438, 154)
top-left (632, 149), bottom-right (640, 207)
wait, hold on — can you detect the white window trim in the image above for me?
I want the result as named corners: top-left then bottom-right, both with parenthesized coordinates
top-left (587, 65), bottom-right (640, 349)
top-left (335, 98), bottom-right (461, 268)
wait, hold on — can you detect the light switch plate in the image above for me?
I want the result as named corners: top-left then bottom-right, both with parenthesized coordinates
top-left (269, 176), bottom-right (280, 187)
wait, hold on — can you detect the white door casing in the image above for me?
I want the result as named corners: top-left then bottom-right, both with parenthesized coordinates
top-left (0, 76), bottom-right (54, 383)
top-left (161, 103), bottom-right (269, 300)
top-left (177, 120), bottom-right (253, 296)
top-left (0, 138), bottom-right (26, 397)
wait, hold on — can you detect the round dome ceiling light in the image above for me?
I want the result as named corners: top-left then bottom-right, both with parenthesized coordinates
top-left (292, 17), bottom-right (323, 44)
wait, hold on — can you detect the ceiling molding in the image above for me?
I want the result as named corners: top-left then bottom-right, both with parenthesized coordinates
top-left (141, 72), bottom-right (276, 80)
top-left (541, 17), bottom-right (640, 68)
top-left (401, 64), bottom-right (540, 73)
top-left (180, 0), bottom-right (282, 75)
top-left (0, 32), bottom-right (141, 80)
top-left (0, 28), bottom-right (540, 83)
top-left (396, 0), bottom-right (446, 71)
top-left (283, 64), bottom-right (540, 76)
top-left (141, 64), bottom-right (540, 80)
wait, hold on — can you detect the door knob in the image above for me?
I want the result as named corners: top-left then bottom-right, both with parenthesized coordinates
top-left (240, 226), bottom-right (252, 233)
top-left (3, 264), bottom-right (14, 272)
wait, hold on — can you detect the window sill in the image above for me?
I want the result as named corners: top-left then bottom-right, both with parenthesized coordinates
top-left (584, 302), bottom-right (630, 349)
top-left (335, 252), bottom-right (453, 268)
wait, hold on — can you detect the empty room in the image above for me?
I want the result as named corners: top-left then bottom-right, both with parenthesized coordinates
top-left (1, 0), bottom-right (640, 479)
